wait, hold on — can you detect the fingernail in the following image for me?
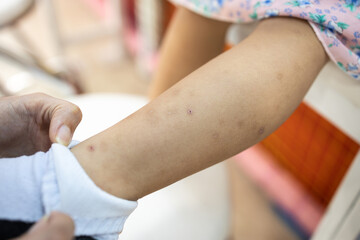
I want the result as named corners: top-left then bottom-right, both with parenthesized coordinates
top-left (42, 214), bottom-right (50, 223)
top-left (56, 125), bottom-right (71, 146)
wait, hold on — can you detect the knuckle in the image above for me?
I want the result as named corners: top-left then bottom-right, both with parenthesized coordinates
top-left (71, 105), bottom-right (82, 118)
top-left (49, 212), bottom-right (75, 238)
top-left (32, 92), bottom-right (49, 99)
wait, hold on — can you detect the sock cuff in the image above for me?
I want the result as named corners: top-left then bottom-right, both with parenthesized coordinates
top-left (42, 143), bottom-right (137, 238)
top-left (0, 151), bottom-right (48, 222)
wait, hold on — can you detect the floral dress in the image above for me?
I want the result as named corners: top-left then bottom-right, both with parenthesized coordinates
top-left (169, 0), bottom-right (360, 80)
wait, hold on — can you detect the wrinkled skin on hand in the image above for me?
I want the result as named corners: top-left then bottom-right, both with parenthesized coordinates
top-left (0, 93), bottom-right (82, 157)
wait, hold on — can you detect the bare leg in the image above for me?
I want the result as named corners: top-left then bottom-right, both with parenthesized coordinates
top-left (71, 17), bottom-right (328, 201)
top-left (148, 7), bottom-right (230, 98)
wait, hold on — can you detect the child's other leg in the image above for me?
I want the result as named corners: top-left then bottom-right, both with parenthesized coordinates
top-left (148, 7), bottom-right (230, 98)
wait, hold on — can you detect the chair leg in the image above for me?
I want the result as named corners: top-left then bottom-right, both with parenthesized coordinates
top-left (0, 46), bottom-right (84, 94)
top-left (7, 27), bottom-right (85, 94)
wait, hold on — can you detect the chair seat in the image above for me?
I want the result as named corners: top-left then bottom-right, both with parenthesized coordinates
top-left (0, 0), bottom-right (34, 27)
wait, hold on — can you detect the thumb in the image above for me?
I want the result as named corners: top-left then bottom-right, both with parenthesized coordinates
top-left (49, 103), bottom-right (82, 146)
top-left (15, 212), bottom-right (74, 240)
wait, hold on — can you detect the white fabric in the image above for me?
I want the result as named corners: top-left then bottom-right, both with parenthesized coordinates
top-left (0, 151), bottom-right (47, 222)
top-left (0, 143), bottom-right (137, 240)
top-left (43, 143), bottom-right (137, 239)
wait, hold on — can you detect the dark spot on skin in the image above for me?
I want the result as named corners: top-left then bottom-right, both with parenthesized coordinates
top-left (88, 145), bottom-right (95, 152)
top-left (276, 72), bottom-right (283, 81)
top-left (258, 127), bottom-right (265, 135)
top-left (187, 109), bottom-right (193, 115)
top-left (237, 120), bottom-right (244, 128)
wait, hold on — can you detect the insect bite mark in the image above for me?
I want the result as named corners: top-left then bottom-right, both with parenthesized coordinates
top-left (258, 127), bottom-right (265, 135)
top-left (88, 145), bottom-right (95, 152)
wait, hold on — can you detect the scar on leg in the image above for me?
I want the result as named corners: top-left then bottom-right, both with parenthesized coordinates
top-left (87, 145), bottom-right (95, 152)
top-left (258, 127), bottom-right (265, 135)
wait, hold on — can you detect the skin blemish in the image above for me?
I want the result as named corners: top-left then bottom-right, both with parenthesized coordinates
top-left (88, 145), bottom-right (95, 152)
top-left (258, 127), bottom-right (265, 135)
top-left (187, 109), bottom-right (193, 115)
top-left (237, 120), bottom-right (244, 128)
top-left (276, 72), bottom-right (284, 81)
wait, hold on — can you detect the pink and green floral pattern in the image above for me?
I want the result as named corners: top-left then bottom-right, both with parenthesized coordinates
top-left (170, 0), bottom-right (360, 80)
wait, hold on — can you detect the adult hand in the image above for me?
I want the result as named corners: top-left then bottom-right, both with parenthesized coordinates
top-left (0, 93), bottom-right (82, 158)
top-left (14, 212), bottom-right (75, 240)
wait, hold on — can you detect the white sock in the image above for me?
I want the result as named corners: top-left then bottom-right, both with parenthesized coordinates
top-left (0, 142), bottom-right (137, 240)
top-left (0, 151), bottom-right (47, 222)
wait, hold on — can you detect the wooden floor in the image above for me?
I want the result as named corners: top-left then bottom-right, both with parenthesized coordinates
top-left (0, 1), bottom-right (299, 239)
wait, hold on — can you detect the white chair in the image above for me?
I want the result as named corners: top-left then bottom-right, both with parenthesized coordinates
top-left (0, 0), bottom-right (83, 96)
top-left (0, 0), bottom-right (34, 27)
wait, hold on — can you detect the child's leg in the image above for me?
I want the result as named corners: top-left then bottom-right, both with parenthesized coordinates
top-left (71, 17), bottom-right (328, 201)
top-left (148, 7), bottom-right (230, 98)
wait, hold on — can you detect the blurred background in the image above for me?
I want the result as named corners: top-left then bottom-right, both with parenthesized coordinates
top-left (0, 1), bottom-right (359, 240)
